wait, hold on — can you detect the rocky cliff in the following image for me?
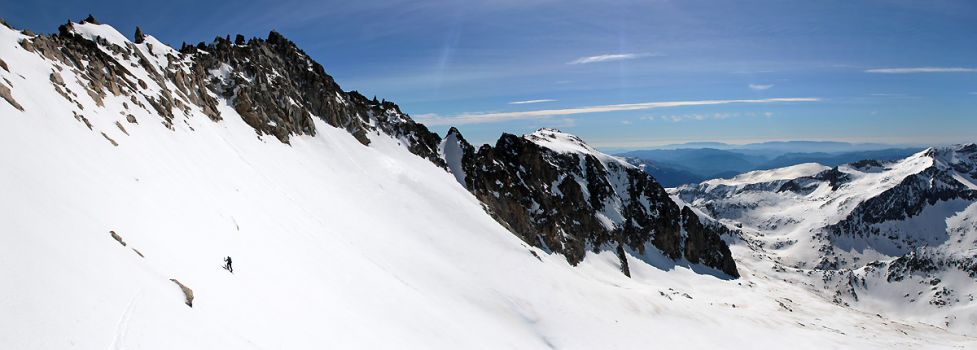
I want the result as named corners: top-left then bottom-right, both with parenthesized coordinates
top-left (442, 128), bottom-right (739, 277)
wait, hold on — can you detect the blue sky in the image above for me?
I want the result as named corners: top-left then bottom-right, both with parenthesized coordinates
top-left (3, 0), bottom-right (976, 149)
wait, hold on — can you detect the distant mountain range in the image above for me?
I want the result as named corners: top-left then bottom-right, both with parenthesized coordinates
top-left (642, 140), bottom-right (917, 153)
top-left (620, 146), bottom-right (924, 187)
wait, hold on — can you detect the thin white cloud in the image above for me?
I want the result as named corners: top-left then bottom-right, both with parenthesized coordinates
top-left (417, 97), bottom-right (819, 126)
top-left (730, 69), bottom-right (776, 74)
top-left (865, 67), bottom-right (977, 74)
top-left (641, 111), bottom-right (773, 123)
top-left (509, 99), bottom-right (558, 105)
top-left (749, 84), bottom-right (774, 90)
top-left (660, 113), bottom-right (731, 122)
top-left (568, 53), bottom-right (660, 65)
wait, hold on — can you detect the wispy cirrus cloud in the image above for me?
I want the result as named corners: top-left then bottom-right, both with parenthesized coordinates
top-left (865, 67), bottom-right (977, 74)
top-left (509, 99), bottom-right (558, 105)
top-left (568, 53), bottom-right (660, 65)
top-left (417, 97), bottom-right (819, 126)
top-left (749, 84), bottom-right (774, 90)
top-left (641, 111), bottom-right (774, 123)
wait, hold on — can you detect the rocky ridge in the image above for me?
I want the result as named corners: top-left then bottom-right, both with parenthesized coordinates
top-left (4, 16), bottom-right (443, 164)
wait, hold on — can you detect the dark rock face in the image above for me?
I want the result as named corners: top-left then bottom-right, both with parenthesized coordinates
top-left (134, 26), bottom-right (145, 44)
top-left (682, 207), bottom-right (738, 275)
top-left (188, 32), bottom-right (351, 143)
top-left (444, 128), bottom-right (739, 277)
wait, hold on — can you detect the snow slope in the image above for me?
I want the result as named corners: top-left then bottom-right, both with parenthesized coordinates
top-left (1, 21), bottom-right (975, 349)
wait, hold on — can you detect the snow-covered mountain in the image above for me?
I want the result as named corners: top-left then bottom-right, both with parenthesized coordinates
top-left (1, 17), bottom-right (975, 348)
top-left (672, 145), bottom-right (977, 335)
top-left (441, 127), bottom-right (738, 277)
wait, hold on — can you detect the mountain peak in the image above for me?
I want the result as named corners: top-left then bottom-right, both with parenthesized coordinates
top-left (452, 127), bottom-right (738, 277)
top-left (61, 20), bottom-right (133, 48)
top-left (81, 14), bottom-right (99, 25)
top-left (524, 128), bottom-right (599, 156)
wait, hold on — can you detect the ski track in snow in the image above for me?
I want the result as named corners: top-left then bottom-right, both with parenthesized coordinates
top-left (112, 290), bottom-right (141, 350)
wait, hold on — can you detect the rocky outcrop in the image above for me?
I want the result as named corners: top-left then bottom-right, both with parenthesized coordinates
top-left (110, 230), bottom-right (126, 246)
top-left (443, 128), bottom-right (739, 277)
top-left (0, 81), bottom-right (22, 111)
top-left (133, 26), bottom-right (145, 44)
top-left (169, 279), bottom-right (194, 307)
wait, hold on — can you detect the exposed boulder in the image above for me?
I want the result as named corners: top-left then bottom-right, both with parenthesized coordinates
top-left (169, 279), bottom-right (194, 307)
top-left (134, 26), bottom-right (145, 44)
top-left (101, 132), bottom-right (118, 146)
top-left (109, 230), bottom-right (126, 246)
top-left (81, 15), bottom-right (99, 25)
top-left (0, 82), bottom-right (23, 111)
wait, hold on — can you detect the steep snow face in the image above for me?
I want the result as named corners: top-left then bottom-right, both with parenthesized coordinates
top-left (2, 20), bottom-right (976, 349)
top-left (672, 146), bottom-right (977, 335)
top-left (438, 127), bottom-right (470, 186)
top-left (70, 21), bottom-right (131, 47)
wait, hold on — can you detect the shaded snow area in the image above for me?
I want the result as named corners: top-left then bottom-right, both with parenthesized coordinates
top-left (1, 23), bottom-right (975, 349)
top-left (672, 148), bottom-right (977, 338)
top-left (439, 130), bottom-right (467, 185)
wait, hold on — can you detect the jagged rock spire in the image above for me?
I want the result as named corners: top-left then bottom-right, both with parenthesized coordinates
top-left (134, 26), bottom-right (145, 44)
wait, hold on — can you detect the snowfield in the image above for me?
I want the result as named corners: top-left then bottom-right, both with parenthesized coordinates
top-left (1, 22), bottom-right (975, 349)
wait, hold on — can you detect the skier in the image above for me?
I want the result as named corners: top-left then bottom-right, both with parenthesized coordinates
top-left (224, 256), bottom-right (233, 273)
